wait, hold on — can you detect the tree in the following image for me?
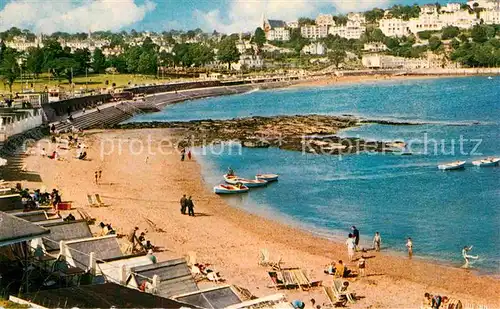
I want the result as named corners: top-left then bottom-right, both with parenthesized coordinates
top-left (92, 48), bottom-right (106, 73)
top-left (332, 15), bottom-right (348, 26)
top-left (26, 47), bottom-right (44, 77)
top-left (417, 31), bottom-right (434, 40)
top-left (471, 24), bottom-right (492, 43)
top-left (254, 27), bottom-right (266, 48)
top-left (125, 46), bottom-right (142, 73)
top-left (298, 18), bottom-right (315, 26)
top-left (0, 47), bottom-right (20, 95)
top-left (428, 36), bottom-right (442, 51)
top-left (73, 48), bottom-right (91, 74)
top-left (106, 54), bottom-right (128, 73)
top-left (327, 45), bottom-right (347, 68)
top-left (159, 51), bottom-right (175, 67)
top-left (217, 38), bottom-right (240, 70)
top-left (137, 51), bottom-right (158, 75)
top-left (441, 26), bottom-right (460, 40)
top-left (364, 8), bottom-right (385, 23)
top-left (47, 57), bottom-right (79, 83)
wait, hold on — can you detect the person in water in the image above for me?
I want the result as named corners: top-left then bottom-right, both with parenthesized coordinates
top-left (462, 245), bottom-right (478, 267)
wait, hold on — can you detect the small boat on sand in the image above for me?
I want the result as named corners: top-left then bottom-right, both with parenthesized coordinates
top-left (255, 174), bottom-right (279, 182)
top-left (214, 184), bottom-right (249, 194)
top-left (472, 157), bottom-right (500, 167)
top-left (438, 160), bottom-right (466, 170)
top-left (224, 175), bottom-right (268, 187)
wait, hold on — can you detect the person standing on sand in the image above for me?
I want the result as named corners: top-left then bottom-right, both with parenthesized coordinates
top-left (98, 170), bottom-right (102, 181)
top-left (351, 226), bottom-right (360, 250)
top-left (406, 237), bottom-right (413, 259)
top-left (187, 196), bottom-right (195, 217)
top-left (95, 171), bottom-right (99, 184)
top-left (346, 233), bottom-right (356, 262)
top-left (180, 148), bottom-right (185, 161)
top-left (357, 256), bottom-right (366, 276)
top-left (126, 226), bottom-right (139, 254)
top-left (373, 232), bottom-right (381, 252)
top-left (187, 150), bottom-right (192, 160)
top-left (180, 195), bottom-right (187, 214)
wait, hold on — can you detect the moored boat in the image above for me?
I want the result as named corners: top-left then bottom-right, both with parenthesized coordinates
top-left (224, 175), bottom-right (268, 187)
top-left (472, 157), bottom-right (500, 167)
top-left (214, 184), bottom-right (249, 194)
top-left (255, 173), bottom-right (279, 182)
top-left (438, 160), bottom-right (466, 170)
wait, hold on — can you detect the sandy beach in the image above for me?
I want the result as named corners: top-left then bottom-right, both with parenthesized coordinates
top-left (292, 74), bottom-right (463, 88)
top-left (20, 129), bottom-right (500, 309)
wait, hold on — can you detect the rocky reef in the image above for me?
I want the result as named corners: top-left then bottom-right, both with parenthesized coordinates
top-left (116, 115), bottom-right (405, 155)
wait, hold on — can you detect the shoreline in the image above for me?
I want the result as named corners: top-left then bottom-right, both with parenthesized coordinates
top-left (22, 129), bottom-right (500, 308)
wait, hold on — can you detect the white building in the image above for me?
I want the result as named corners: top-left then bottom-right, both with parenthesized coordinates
top-left (362, 54), bottom-right (430, 69)
top-left (363, 42), bottom-right (388, 52)
top-left (4, 35), bottom-right (43, 51)
top-left (407, 11), bottom-right (442, 33)
top-left (236, 54), bottom-right (264, 70)
top-left (300, 25), bottom-right (329, 39)
top-left (287, 21), bottom-right (300, 29)
top-left (440, 3), bottom-right (463, 12)
top-left (347, 12), bottom-right (367, 24)
top-left (263, 19), bottom-right (290, 41)
top-left (420, 4), bottom-right (439, 14)
top-left (440, 10), bottom-right (479, 29)
top-left (379, 18), bottom-right (409, 37)
top-left (467, 0), bottom-right (498, 10)
top-left (328, 20), bottom-right (366, 39)
top-left (316, 14), bottom-right (335, 26)
top-left (480, 9), bottom-right (500, 24)
top-left (301, 42), bottom-right (326, 55)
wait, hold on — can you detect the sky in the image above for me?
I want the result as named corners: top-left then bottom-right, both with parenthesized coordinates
top-left (0, 0), bottom-right (454, 34)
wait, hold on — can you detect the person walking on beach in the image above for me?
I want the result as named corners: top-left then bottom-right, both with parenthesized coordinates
top-left (98, 170), bottom-right (102, 181)
top-left (373, 232), bottom-right (381, 252)
top-left (180, 148), bottom-right (186, 161)
top-left (180, 194), bottom-right (187, 215)
top-left (351, 226), bottom-right (360, 250)
top-left (95, 171), bottom-right (99, 184)
top-left (187, 196), bottom-right (195, 217)
top-left (406, 237), bottom-right (413, 259)
top-left (462, 245), bottom-right (478, 268)
top-left (187, 150), bottom-right (192, 160)
top-left (346, 233), bottom-right (356, 262)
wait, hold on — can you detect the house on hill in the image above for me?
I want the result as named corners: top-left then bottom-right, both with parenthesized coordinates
top-left (263, 18), bottom-right (290, 41)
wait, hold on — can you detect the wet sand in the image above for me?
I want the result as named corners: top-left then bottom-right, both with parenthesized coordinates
top-left (21, 129), bottom-right (500, 308)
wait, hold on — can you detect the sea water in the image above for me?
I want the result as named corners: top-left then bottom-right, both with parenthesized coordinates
top-left (129, 76), bottom-right (500, 272)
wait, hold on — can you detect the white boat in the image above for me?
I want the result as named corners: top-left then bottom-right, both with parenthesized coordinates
top-left (224, 175), bottom-right (268, 187)
top-left (438, 160), bottom-right (466, 170)
top-left (472, 157), bottom-right (500, 167)
top-left (214, 184), bottom-right (249, 194)
top-left (255, 173), bottom-right (279, 182)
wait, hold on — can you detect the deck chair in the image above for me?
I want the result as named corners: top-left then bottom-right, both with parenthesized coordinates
top-left (87, 194), bottom-right (98, 207)
top-left (323, 286), bottom-right (347, 307)
top-left (332, 280), bottom-right (356, 304)
top-left (94, 194), bottom-right (108, 207)
top-left (258, 249), bottom-right (282, 270)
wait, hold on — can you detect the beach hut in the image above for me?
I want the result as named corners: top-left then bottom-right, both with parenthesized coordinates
top-left (97, 254), bottom-right (155, 284)
top-left (12, 210), bottom-right (61, 222)
top-left (30, 220), bottom-right (92, 255)
top-left (61, 235), bottom-right (122, 272)
top-left (0, 211), bottom-right (50, 248)
top-left (172, 285), bottom-right (244, 309)
top-left (9, 282), bottom-right (198, 308)
top-left (127, 258), bottom-right (199, 298)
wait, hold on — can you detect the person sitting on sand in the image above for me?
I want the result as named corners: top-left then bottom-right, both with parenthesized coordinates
top-left (324, 261), bottom-right (336, 275)
top-left (357, 256), bottom-right (366, 276)
top-left (147, 249), bottom-right (157, 264)
top-left (291, 300), bottom-right (305, 309)
top-left (335, 260), bottom-right (345, 278)
top-left (99, 222), bottom-right (110, 236)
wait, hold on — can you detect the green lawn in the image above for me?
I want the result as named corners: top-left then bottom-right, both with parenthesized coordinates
top-left (1, 74), bottom-right (184, 95)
